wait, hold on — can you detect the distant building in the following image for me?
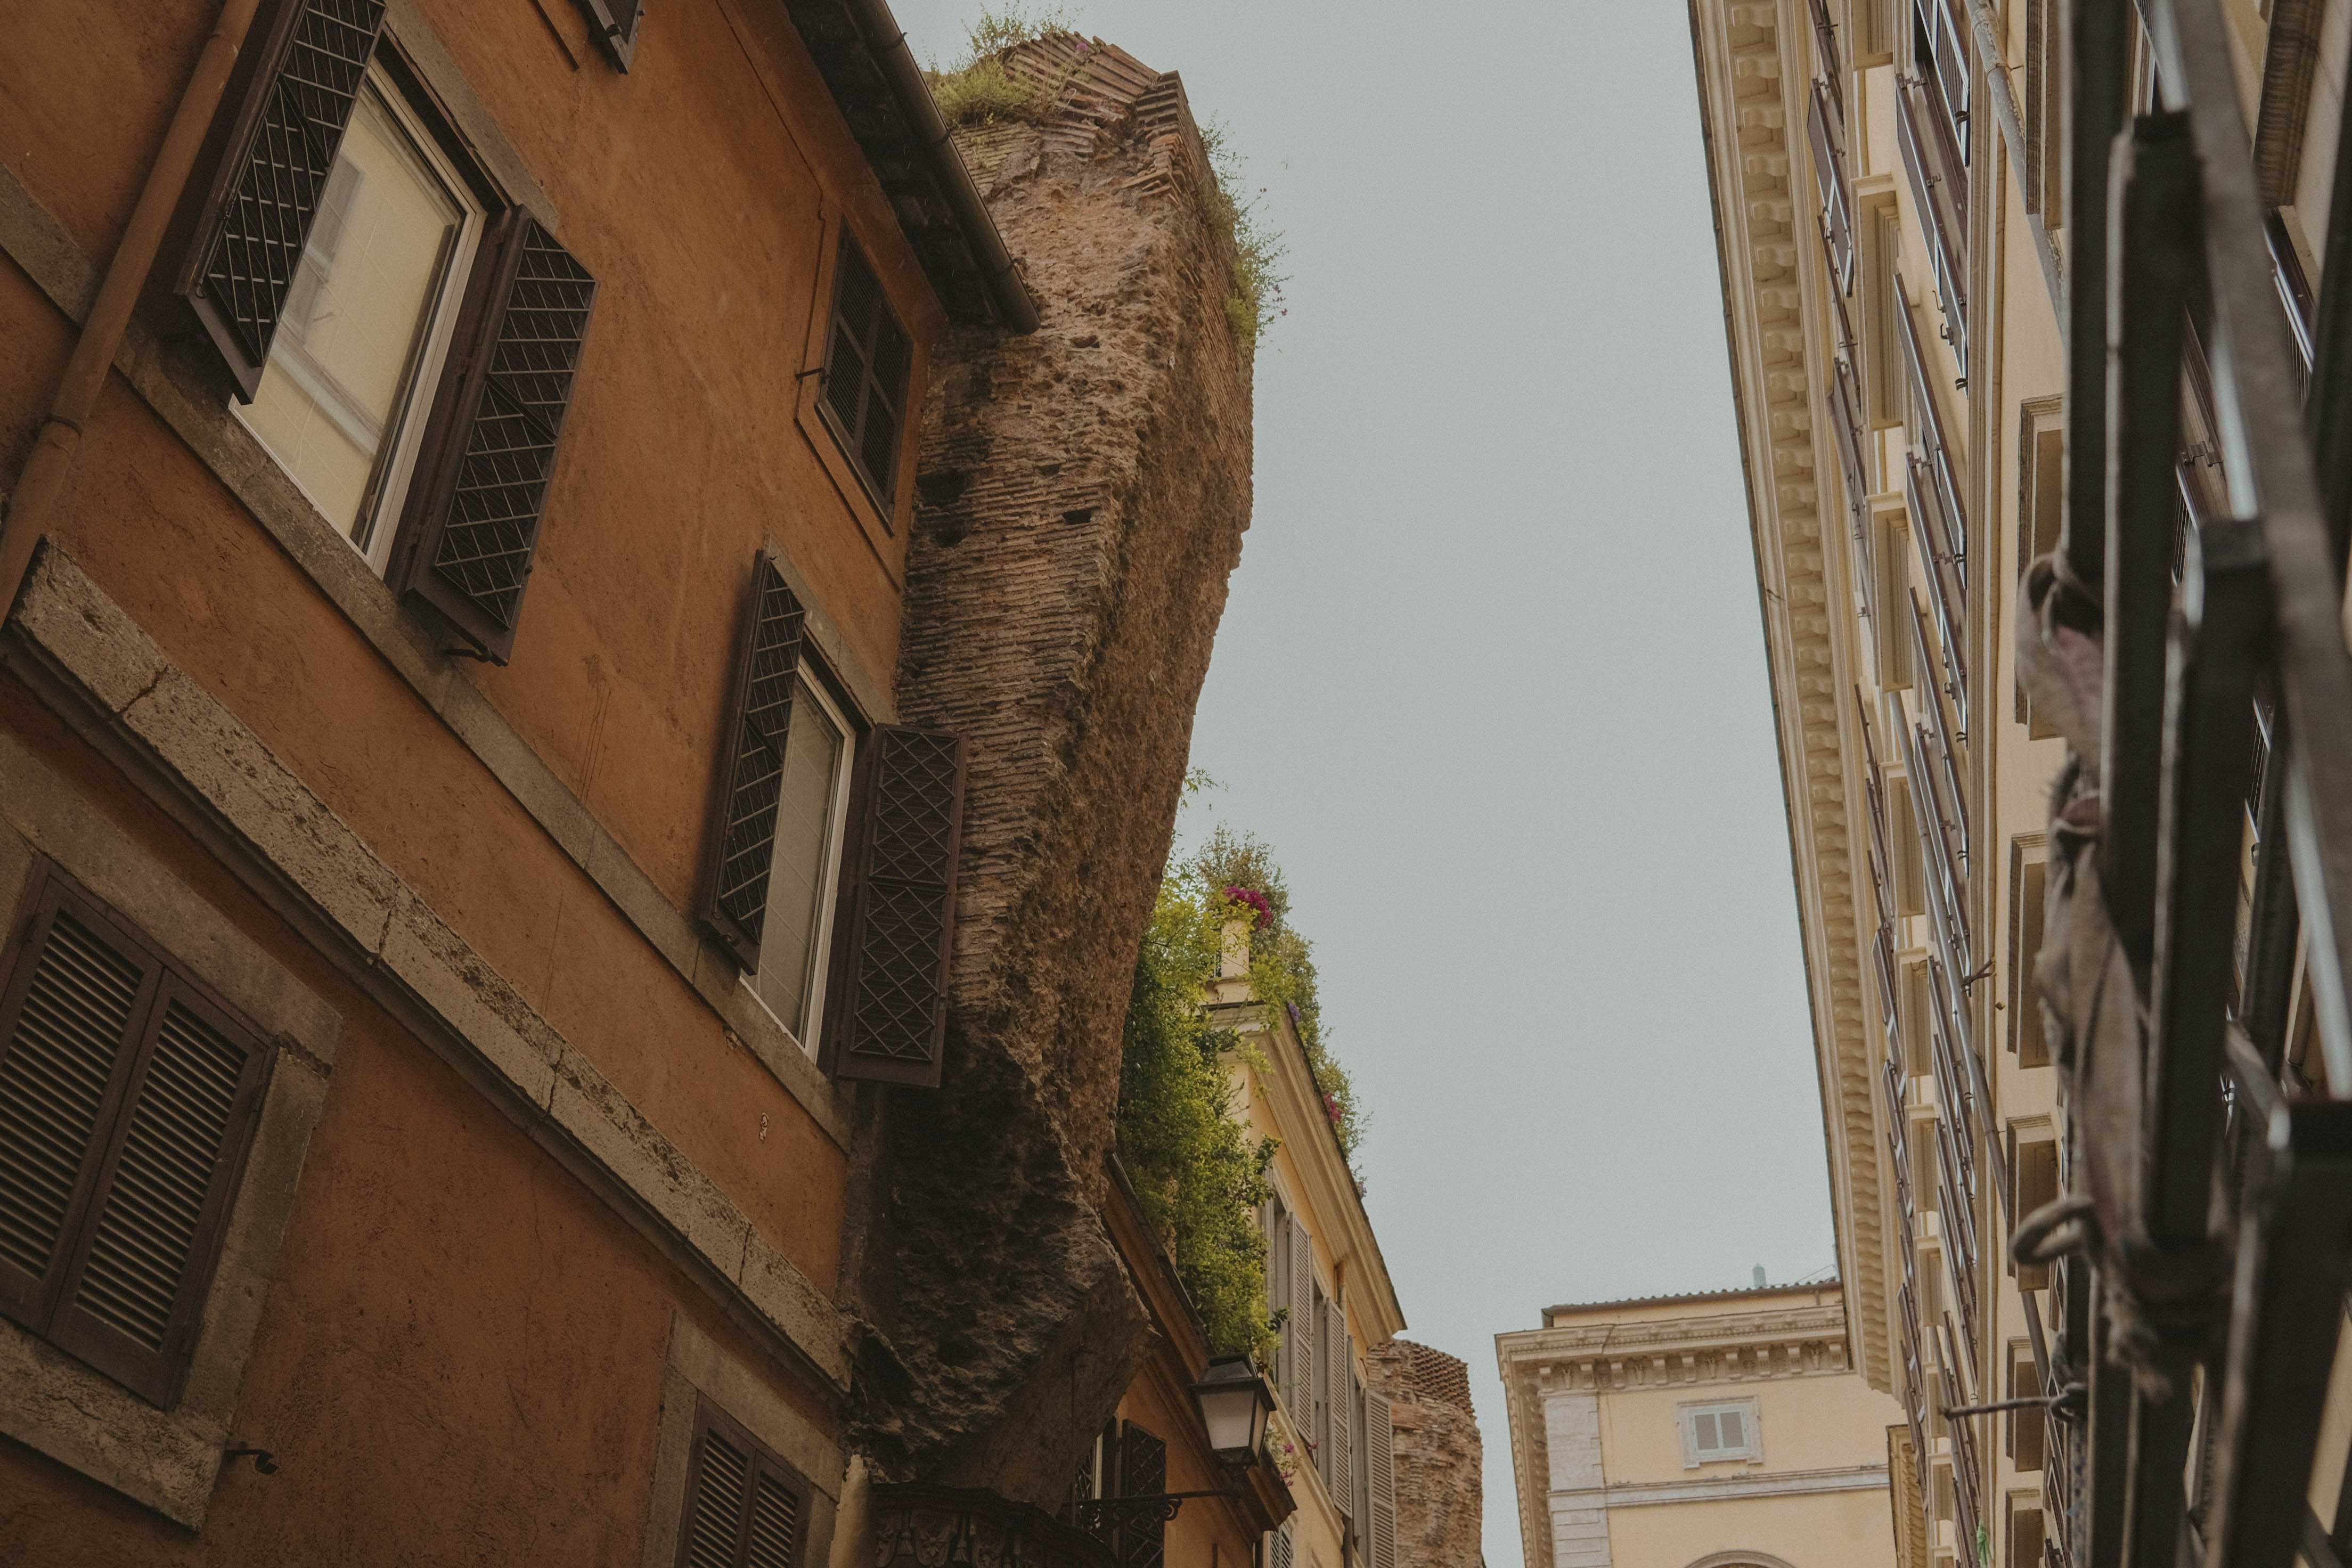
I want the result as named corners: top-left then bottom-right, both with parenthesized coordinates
top-left (1497, 1281), bottom-right (1900, 1568)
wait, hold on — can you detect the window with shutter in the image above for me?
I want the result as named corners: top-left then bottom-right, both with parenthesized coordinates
top-left (1270, 1522), bottom-right (1294, 1568)
top-left (1115, 1422), bottom-right (1168, 1568)
top-left (697, 556), bottom-right (810, 970)
top-left (1287, 1221), bottom-right (1313, 1419)
top-left (392, 210), bottom-right (597, 661)
top-left (0, 867), bottom-right (275, 1408)
top-left (1367, 1391), bottom-right (1396, 1568)
top-left (571, 0), bottom-right (645, 70)
top-left (675, 1396), bottom-right (815, 1568)
top-left (174, 0), bottom-right (393, 398)
top-left (1327, 1295), bottom-right (1353, 1519)
top-left (820, 725), bottom-right (968, 1087)
top-left (818, 237), bottom-right (914, 514)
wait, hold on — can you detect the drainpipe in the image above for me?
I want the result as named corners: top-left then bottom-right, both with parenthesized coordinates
top-left (840, 0), bottom-right (1040, 334)
top-left (0, 0), bottom-right (265, 615)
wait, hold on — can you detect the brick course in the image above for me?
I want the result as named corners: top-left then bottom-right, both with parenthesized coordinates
top-left (1367, 1340), bottom-right (1486, 1568)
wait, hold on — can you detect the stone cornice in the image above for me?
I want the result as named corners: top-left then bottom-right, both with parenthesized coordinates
top-left (1555, 1463), bottom-right (1890, 1509)
top-left (1686, 0), bottom-right (1890, 1399)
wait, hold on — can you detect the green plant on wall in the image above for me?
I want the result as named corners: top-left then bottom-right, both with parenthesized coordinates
top-left (927, 5), bottom-right (1288, 349)
top-left (1117, 862), bottom-right (1277, 1362)
top-left (1115, 815), bottom-right (1365, 1363)
top-left (1188, 826), bottom-right (1363, 1167)
top-left (924, 3), bottom-right (1076, 127)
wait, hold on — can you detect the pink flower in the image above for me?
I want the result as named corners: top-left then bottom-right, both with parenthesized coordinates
top-left (1222, 886), bottom-right (1273, 929)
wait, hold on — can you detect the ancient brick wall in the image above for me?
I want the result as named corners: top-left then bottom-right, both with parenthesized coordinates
top-left (1366, 1340), bottom-right (1486, 1568)
top-left (846, 38), bottom-right (1255, 1507)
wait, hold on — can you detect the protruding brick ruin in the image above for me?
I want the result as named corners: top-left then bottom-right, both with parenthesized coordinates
top-left (846, 37), bottom-right (1255, 1505)
top-left (1366, 1340), bottom-right (1487, 1568)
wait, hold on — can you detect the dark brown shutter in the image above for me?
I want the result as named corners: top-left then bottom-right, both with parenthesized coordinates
top-left (821, 238), bottom-right (912, 511)
top-left (571, 0), bottom-right (645, 70)
top-left (393, 211), bottom-right (598, 663)
top-left (676, 1397), bottom-right (812, 1568)
top-left (821, 725), bottom-right (967, 1088)
top-left (0, 869), bottom-right (274, 1408)
top-left (172, 0), bottom-right (390, 399)
top-left (1114, 1422), bottom-right (1167, 1568)
top-left (694, 554), bottom-right (807, 973)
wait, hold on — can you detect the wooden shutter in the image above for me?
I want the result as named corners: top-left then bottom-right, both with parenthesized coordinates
top-left (1270, 1523), bottom-right (1293, 1568)
top-left (0, 869), bottom-right (273, 1407)
top-left (571, 0), bottom-right (646, 70)
top-left (1367, 1390), bottom-right (1396, 1568)
top-left (695, 554), bottom-right (808, 971)
top-left (393, 211), bottom-right (597, 663)
top-left (822, 725), bottom-right (967, 1087)
top-left (172, 0), bottom-right (391, 399)
top-left (1287, 1221), bottom-right (1313, 1417)
top-left (1327, 1295), bottom-right (1353, 1518)
top-left (676, 1396), bottom-right (813, 1568)
top-left (1115, 1421), bottom-right (1167, 1568)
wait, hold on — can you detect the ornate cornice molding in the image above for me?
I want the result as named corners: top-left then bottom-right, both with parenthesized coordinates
top-left (1686, 0), bottom-right (1890, 1396)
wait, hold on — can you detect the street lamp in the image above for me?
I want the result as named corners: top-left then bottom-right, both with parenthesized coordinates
top-left (1190, 1355), bottom-right (1275, 1466)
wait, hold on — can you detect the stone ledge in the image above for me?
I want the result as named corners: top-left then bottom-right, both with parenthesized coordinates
top-left (0, 541), bottom-right (855, 1401)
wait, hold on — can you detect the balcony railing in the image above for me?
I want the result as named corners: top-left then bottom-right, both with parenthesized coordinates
top-left (1896, 76), bottom-right (1971, 364)
top-left (1808, 79), bottom-right (1858, 300)
top-left (1809, 0), bottom-right (1844, 120)
top-left (1896, 283), bottom-right (1971, 570)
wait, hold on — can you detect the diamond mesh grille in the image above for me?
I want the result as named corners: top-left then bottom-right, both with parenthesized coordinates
top-left (198, 0), bottom-right (387, 370)
top-left (711, 562), bottom-right (807, 954)
top-left (430, 220), bottom-right (597, 630)
top-left (842, 728), bottom-right (961, 1068)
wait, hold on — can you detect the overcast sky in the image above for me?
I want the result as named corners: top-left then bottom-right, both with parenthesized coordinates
top-left (889, 3), bottom-right (1839, 1562)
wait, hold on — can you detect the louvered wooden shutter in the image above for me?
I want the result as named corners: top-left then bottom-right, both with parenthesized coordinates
top-left (1367, 1390), bottom-right (1396, 1568)
top-left (677, 1398), bottom-right (812, 1568)
top-left (172, 0), bottom-right (390, 399)
top-left (1115, 1422), bottom-right (1167, 1568)
top-left (1327, 1295), bottom-right (1353, 1518)
top-left (1270, 1523), bottom-right (1293, 1568)
top-left (393, 210), bottom-right (597, 663)
top-left (0, 870), bottom-right (273, 1407)
top-left (1287, 1221), bottom-right (1313, 1417)
top-left (571, 0), bottom-right (645, 70)
top-left (695, 554), bottom-right (807, 971)
top-left (822, 725), bottom-right (967, 1087)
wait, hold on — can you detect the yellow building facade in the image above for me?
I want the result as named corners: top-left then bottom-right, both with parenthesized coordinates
top-left (1497, 1284), bottom-right (1901, 1568)
top-left (1692, 3), bottom-right (2352, 1567)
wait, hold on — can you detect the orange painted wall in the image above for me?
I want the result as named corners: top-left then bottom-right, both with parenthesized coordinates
top-left (0, 0), bottom-right (960, 1548)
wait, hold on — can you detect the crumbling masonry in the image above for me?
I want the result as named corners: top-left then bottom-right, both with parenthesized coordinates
top-left (845, 37), bottom-right (1256, 1507)
top-left (1366, 1340), bottom-right (1487, 1568)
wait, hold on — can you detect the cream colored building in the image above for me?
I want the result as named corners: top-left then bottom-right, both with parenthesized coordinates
top-left (1690, 3), bottom-right (2352, 1567)
top-left (1210, 936), bottom-right (1414, 1568)
top-left (1497, 1283), bottom-right (1900, 1568)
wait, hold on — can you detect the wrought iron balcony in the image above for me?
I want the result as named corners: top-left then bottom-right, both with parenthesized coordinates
top-left (870, 1484), bottom-right (1119, 1568)
top-left (1896, 76), bottom-right (1971, 364)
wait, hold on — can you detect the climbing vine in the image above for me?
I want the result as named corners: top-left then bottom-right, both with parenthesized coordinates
top-left (1115, 818), bottom-right (1365, 1362)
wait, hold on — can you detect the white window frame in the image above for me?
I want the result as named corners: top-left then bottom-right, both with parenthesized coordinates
top-left (738, 663), bottom-right (856, 1057)
top-left (235, 61), bottom-right (487, 576)
top-left (1678, 1396), bottom-right (1763, 1467)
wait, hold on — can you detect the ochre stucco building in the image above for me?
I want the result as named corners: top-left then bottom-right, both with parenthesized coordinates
top-left (0, 2), bottom-right (1270, 1563)
top-left (1499, 1282), bottom-right (1899, 1568)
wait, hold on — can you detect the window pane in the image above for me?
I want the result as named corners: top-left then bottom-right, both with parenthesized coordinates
top-left (1693, 1412), bottom-right (1718, 1451)
top-left (753, 680), bottom-right (846, 1038)
top-left (1718, 1409), bottom-right (1745, 1449)
top-left (244, 85), bottom-right (461, 545)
